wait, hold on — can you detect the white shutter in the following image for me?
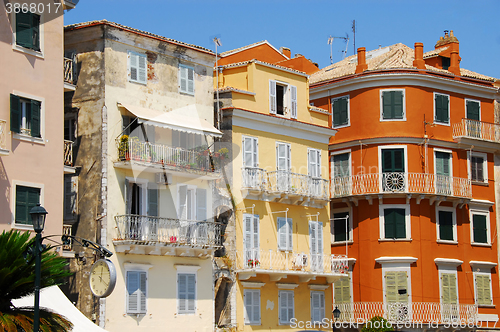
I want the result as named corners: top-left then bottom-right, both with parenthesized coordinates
top-left (139, 272), bottom-right (147, 313)
top-left (187, 66), bottom-right (195, 94)
top-left (310, 222), bottom-right (317, 255)
top-left (277, 217), bottom-right (286, 250)
top-left (196, 188), bottom-right (206, 221)
top-left (317, 150), bottom-right (322, 177)
top-left (290, 85), bottom-right (297, 119)
top-left (179, 66), bottom-right (187, 93)
top-left (129, 52), bottom-right (138, 81)
top-left (178, 185), bottom-right (187, 220)
top-left (287, 218), bottom-right (293, 251)
top-left (178, 274), bottom-right (187, 312)
top-left (253, 215), bottom-right (260, 258)
top-left (244, 290), bottom-right (251, 324)
top-left (253, 137), bottom-right (258, 167)
top-left (127, 271), bottom-right (138, 313)
top-left (253, 290), bottom-right (261, 324)
top-left (288, 291), bottom-right (294, 323)
top-left (243, 137), bottom-right (252, 167)
top-left (138, 54), bottom-right (147, 84)
top-left (311, 291), bottom-right (324, 323)
top-left (244, 214), bottom-right (253, 261)
top-left (317, 222), bottom-right (323, 255)
top-left (287, 144), bottom-right (291, 171)
top-left (187, 274), bottom-right (196, 312)
top-left (269, 80), bottom-right (277, 114)
top-left (244, 289), bottom-right (261, 325)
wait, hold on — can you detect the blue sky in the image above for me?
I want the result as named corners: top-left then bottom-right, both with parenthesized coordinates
top-left (65, 0), bottom-right (500, 79)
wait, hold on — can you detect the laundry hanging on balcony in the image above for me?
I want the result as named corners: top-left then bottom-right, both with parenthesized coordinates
top-left (117, 102), bottom-right (222, 137)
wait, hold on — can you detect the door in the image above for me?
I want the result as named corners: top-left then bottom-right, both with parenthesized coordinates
top-left (466, 100), bottom-right (480, 138)
top-left (435, 151), bottom-right (451, 195)
top-left (308, 149), bottom-right (322, 197)
top-left (276, 143), bottom-right (291, 192)
top-left (385, 271), bottom-right (410, 322)
top-left (309, 221), bottom-right (323, 272)
top-left (381, 149), bottom-right (405, 192)
top-left (244, 214), bottom-right (259, 268)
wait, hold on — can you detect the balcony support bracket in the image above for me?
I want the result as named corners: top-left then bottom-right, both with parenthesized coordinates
top-left (406, 194), bottom-right (412, 205)
top-left (269, 273), bottom-right (287, 282)
top-left (416, 195), bottom-right (425, 205)
top-left (365, 196), bottom-right (373, 205)
top-left (238, 272), bottom-right (257, 280)
top-left (378, 195), bottom-right (383, 205)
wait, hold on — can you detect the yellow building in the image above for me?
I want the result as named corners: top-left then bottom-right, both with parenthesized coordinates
top-left (215, 42), bottom-right (348, 331)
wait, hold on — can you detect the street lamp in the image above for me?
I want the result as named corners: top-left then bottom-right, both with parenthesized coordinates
top-left (30, 203), bottom-right (48, 332)
top-left (332, 306), bottom-right (341, 332)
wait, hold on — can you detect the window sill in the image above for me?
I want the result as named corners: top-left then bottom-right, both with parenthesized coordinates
top-left (434, 121), bottom-right (450, 126)
top-left (245, 323), bottom-right (261, 326)
top-left (12, 223), bottom-right (34, 231)
top-left (179, 90), bottom-right (195, 96)
top-left (437, 239), bottom-right (458, 244)
top-left (129, 79), bottom-right (147, 85)
top-left (472, 181), bottom-right (489, 187)
top-left (478, 304), bottom-right (495, 308)
top-left (333, 123), bottom-right (350, 129)
top-left (378, 238), bottom-right (412, 242)
top-left (13, 45), bottom-right (44, 59)
top-left (332, 240), bottom-right (353, 246)
top-left (13, 133), bottom-right (45, 145)
top-left (471, 242), bottom-right (492, 247)
top-left (380, 118), bottom-right (406, 122)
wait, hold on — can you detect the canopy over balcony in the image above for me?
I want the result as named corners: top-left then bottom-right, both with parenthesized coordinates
top-left (118, 102), bottom-right (222, 137)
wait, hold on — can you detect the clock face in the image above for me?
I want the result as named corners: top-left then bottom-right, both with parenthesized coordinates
top-left (90, 259), bottom-right (117, 298)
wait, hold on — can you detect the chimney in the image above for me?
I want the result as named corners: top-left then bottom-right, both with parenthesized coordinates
top-left (355, 47), bottom-right (368, 73)
top-left (413, 42), bottom-right (425, 69)
top-left (280, 47), bottom-right (291, 58)
top-left (449, 50), bottom-right (460, 75)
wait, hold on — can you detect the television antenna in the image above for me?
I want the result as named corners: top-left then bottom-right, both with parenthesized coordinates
top-left (327, 34), bottom-right (349, 64)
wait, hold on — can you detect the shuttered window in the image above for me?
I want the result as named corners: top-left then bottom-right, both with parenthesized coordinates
top-left (384, 208), bottom-right (406, 239)
top-left (178, 273), bottom-right (196, 314)
top-left (179, 64), bottom-right (195, 95)
top-left (382, 90), bottom-right (404, 120)
top-left (244, 214), bottom-right (259, 266)
top-left (147, 184), bottom-right (158, 217)
top-left (471, 156), bottom-right (484, 182)
top-left (269, 80), bottom-right (277, 114)
top-left (435, 94), bottom-right (449, 124)
top-left (466, 100), bottom-right (480, 121)
top-left (332, 96), bottom-right (349, 127)
top-left (243, 136), bottom-right (258, 168)
top-left (128, 51), bottom-right (147, 85)
top-left (196, 188), bottom-right (207, 221)
top-left (438, 210), bottom-right (454, 241)
top-left (310, 291), bottom-right (325, 323)
top-left (277, 217), bottom-right (293, 251)
top-left (16, 12), bottom-right (40, 51)
top-left (10, 94), bottom-right (41, 138)
top-left (333, 153), bottom-right (350, 178)
top-left (385, 271), bottom-right (408, 303)
top-left (441, 273), bottom-right (458, 304)
top-left (333, 212), bottom-right (349, 242)
top-left (127, 271), bottom-right (147, 314)
top-left (15, 185), bottom-right (40, 225)
top-left (308, 149), bottom-right (321, 178)
top-left (334, 275), bottom-right (351, 304)
top-left (279, 290), bottom-right (294, 324)
top-left (290, 85), bottom-right (297, 119)
top-left (244, 289), bottom-right (261, 325)
top-left (64, 176), bottom-right (77, 221)
top-left (472, 214), bottom-right (488, 244)
top-left (475, 274), bottom-right (492, 305)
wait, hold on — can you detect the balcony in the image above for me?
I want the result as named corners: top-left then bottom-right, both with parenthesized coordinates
top-left (334, 302), bottom-right (477, 325)
top-left (63, 140), bottom-right (76, 174)
top-left (61, 224), bottom-right (75, 258)
top-left (113, 214), bottom-right (223, 256)
top-left (235, 250), bottom-right (348, 283)
top-left (331, 172), bottom-right (471, 203)
top-left (241, 167), bottom-right (329, 207)
top-left (0, 119), bottom-right (8, 156)
top-left (64, 57), bottom-right (76, 91)
top-left (114, 137), bottom-right (222, 180)
top-left (453, 119), bottom-right (500, 146)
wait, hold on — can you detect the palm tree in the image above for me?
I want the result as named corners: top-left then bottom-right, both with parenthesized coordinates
top-left (0, 230), bottom-right (73, 331)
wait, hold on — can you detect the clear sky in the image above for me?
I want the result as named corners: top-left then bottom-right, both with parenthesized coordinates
top-left (64, 0), bottom-right (500, 79)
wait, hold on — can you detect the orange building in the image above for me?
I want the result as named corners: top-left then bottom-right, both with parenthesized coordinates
top-left (310, 31), bottom-right (500, 329)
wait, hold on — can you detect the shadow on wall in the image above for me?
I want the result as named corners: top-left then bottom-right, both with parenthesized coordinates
top-left (0, 158), bottom-right (11, 226)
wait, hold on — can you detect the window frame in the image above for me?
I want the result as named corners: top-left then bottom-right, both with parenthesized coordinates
top-left (127, 51), bottom-right (147, 85)
top-left (436, 206), bottom-right (457, 244)
top-left (176, 265), bottom-right (200, 314)
top-left (378, 204), bottom-right (411, 240)
top-left (433, 148), bottom-right (453, 177)
top-left (308, 148), bottom-right (321, 179)
top-left (438, 268), bottom-right (459, 306)
top-left (331, 95), bottom-right (350, 129)
top-left (177, 184), bottom-right (208, 221)
top-left (242, 135), bottom-right (259, 168)
top-left (473, 271), bottom-right (493, 307)
top-left (278, 290), bottom-right (295, 325)
top-left (381, 265), bottom-right (412, 305)
top-left (470, 208), bottom-right (491, 246)
top-left (11, 91), bottom-right (45, 144)
top-left (179, 64), bottom-right (195, 95)
top-left (11, 10), bottom-right (44, 58)
top-left (465, 98), bottom-right (481, 121)
top-left (333, 272), bottom-right (353, 304)
top-left (433, 92), bottom-right (450, 126)
top-left (124, 262), bottom-right (152, 315)
top-left (379, 89), bottom-right (406, 122)
top-left (244, 289), bottom-right (261, 325)
top-left (12, 180), bottom-right (44, 230)
top-left (331, 207), bottom-right (353, 244)
top-left (277, 217), bottom-right (293, 251)
top-left (310, 290), bottom-right (326, 324)
top-left (125, 177), bottom-right (148, 216)
top-left (331, 149), bottom-right (351, 179)
top-left (467, 151), bottom-right (488, 184)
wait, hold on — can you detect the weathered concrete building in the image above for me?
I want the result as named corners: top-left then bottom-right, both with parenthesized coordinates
top-left (63, 20), bottom-right (222, 331)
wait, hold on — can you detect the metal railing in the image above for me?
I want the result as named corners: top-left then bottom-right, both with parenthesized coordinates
top-left (235, 249), bottom-right (349, 275)
top-left (453, 118), bottom-right (500, 143)
top-left (64, 140), bottom-right (73, 166)
top-left (117, 138), bottom-right (220, 173)
top-left (331, 172), bottom-right (471, 199)
top-left (242, 167), bottom-right (329, 200)
top-left (64, 57), bottom-right (74, 85)
top-left (62, 225), bottom-right (73, 251)
top-left (334, 302), bottom-right (477, 325)
top-left (114, 215), bottom-right (223, 248)
top-left (0, 119), bottom-right (6, 151)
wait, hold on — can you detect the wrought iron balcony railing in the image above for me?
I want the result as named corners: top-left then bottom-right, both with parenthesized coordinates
top-left (64, 140), bottom-right (73, 166)
top-left (453, 118), bottom-right (500, 143)
top-left (331, 172), bottom-right (471, 199)
top-left (333, 302), bottom-right (477, 325)
top-left (64, 57), bottom-right (74, 85)
top-left (114, 214), bottom-right (223, 248)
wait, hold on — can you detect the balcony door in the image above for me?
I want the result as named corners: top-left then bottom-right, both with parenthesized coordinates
top-left (309, 221), bottom-right (323, 272)
top-left (440, 272), bottom-right (459, 321)
top-left (178, 185), bottom-right (208, 245)
top-left (242, 136), bottom-right (259, 188)
top-left (385, 270), bottom-right (410, 322)
top-left (244, 214), bottom-right (259, 268)
top-left (466, 100), bottom-right (481, 138)
top-left (435, 151), bottom-right (452, 195)
top-left (308, 149), bottom-right (322, 197)
top-left (125, 178), bottom-right (152, 240)
top-left (276, 142), bottom-right (291, 192)
top-left (381, 148), bottom-right (405, 192)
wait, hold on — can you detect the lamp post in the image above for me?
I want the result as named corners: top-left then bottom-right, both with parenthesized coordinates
top-left (332, 306), bottom-right (341, 332)
top-left (30, 203), bottom-right (48, 332)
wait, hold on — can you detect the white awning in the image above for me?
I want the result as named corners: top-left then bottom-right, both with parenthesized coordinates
top-left (12, 286), bottom-right (108, 332)
top-left (118, 103), bottom-right (222, 137)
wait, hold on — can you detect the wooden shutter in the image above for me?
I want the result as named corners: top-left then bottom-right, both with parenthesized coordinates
top-left (187, 274), bottom-right (196, 311)
top-left (147, 184), bottom-right (158, 217)
top-left (252, 290), bottom-right (260, 323)
top-left (138, 54), bottom-right (147, 84)
top-left (269, 80), bottom-right (277, 114)
top-left (196, 188), bottom-right (207, 221)
top-left (244, 290), bottom-right (252, 324)
top-left (333, 153), bottom-right (350, 177)
top-left (243, 137), bottom-right (253, 167)
top-left (139, 272), bottom-right (147, 313)
top-left (393, 91), bottom-right (404, 119)
top-left (178, 185), bottom-right (187, 220)
top-left (277, 217), bottom-right (287, 250)
top-left (471, 156), bottom-right (484, 182)
top-left (473, 214), bottom-right (488, 243)
top-left (442, 273), bottom-right (458, 304)
top-left (467, 100), bottom-right (480, 120)
top-left (386, 271), bottom-right (408, 303)
top-left (333, 97), bottom-right (349, 127)
top-left (309, 222), bottom-right (317, 255)
top-left (287, 218), bottom-right (293, 251)
top-left (384, 209), bottom-right (395, 239)
top-left (308, 149), bottom-right (321, 177)
top-left (129, 52), bottom-right (138, 81)
top-left (311, 291), bottom-right (325, 322)
top-left (64, 177), bottom-right (77, 219)
top-left (435, 94), bottom-right (449, 123)
top-left (127, 271), bottom-right (146, 314)
top-left (179, 66), bottom-right (187, 92)
top-left (382, 91), bottom-right (392, 119)
top-left (382, 91), bottom-right (403, 119)
top-left (253, 215), bottom-right (260, 256)
top-left (476, 274), bottom-right (492, 305)
top-left (16, 13), bottom-right (33, 49)
top-left (31, 100), bottom-right (41, 138)
top-left (244, 214), bottom-right (252, 255)
top-left (187, 67), bottom-right (194, 94)
top-left (435, 152), bottom-right (450, 176)
top-left (438, 211), bottom-right (453, 241)
top-left (334, 276), bottom-right (351, 303)
top-left (10, 94), bottom-right (21, 133)
top-left (15, 186), bottom-right (28, 224)
top-left (31, 14), bottom-right (40, 51)
top-left (290, 85), bottom-right (297, 119)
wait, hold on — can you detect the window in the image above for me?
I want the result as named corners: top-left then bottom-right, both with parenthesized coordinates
top-left (178, 185), bottom-right (206, 221)
top-left (244, 289), bottom-right (261, 325)
top-left (126, 271), bottom-right (147, 314)
top-left (277, 217), bottom-right (292, 251)
top-left (64, 176), bottom-right (77, 221)
top-left (279, 290), bottom-right (294, 325)
top-left (310, 291), bottom-right (325, 323)
top-left (441, 57), bottom-right (450, 70)
top-left (332, 211), bottom-right (350, 242)
top-left (244, 214), bottom-right (259, 268)
top-left (15, 12), bottom-right (40, 51)
top-left (179, 64), bottom-right (194, 95)
top-left (434, 93), bottom-right (450, 124)
top-left (385, 271), bottom-right (409, 303)
top-left (332, 152), bottom-right (350, 178)
top-left (474, 273), bottom-right (492, 306)
top-left (471, 212), bottom-right (489, 244)
top-left (380, 90), bottom-right (405, 120)
top-left (440, 272), bottom-right (458, 306)
top-left (15, 185), bottom-right (40, 225)
top-left (379, 204), bottom-right (410, 240)
top-left (468, 151), bottom-right (487, 183)
top-left (434, 149), bottom-right (452, 195)
top-left (309, 221), bottom-right (323, 272)
top-left (178, 273), bottom-right (196, 314)
top-left (125, 178), bottom-right (151, 216)
top-left (269, 80), bottom-right (297, 118)
top-left (64, 116), bottom-right (77, 142)
top-left (380, 147), bottom-right (406, 192)
top-left (334, 275), bottom-right (351, 304)
top-left (128, 51), bottom-right (147, 85)
top-left (242, 136), bottom-right (258, 168)
top-left (332, 96), bottom-right (349, 128)
top-left (276, 142), bottom-right (291, 191)
top-left (466, 99), bottom-right (480, 121)
top-left (10, 94), bottom-right (41, 138)
top-left (436, 207), bottom-right (456, 242)
top-left (308, 149), bottom-right (321, 178)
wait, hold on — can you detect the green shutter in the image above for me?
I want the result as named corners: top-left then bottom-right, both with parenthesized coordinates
top-left (31, 13), bottom-right (40, 51)
top-left (382, 91), bottom-right (403, 119)
top-left (435, 152), bottom-right (450, 176)
top-left (333, 212), bottom-right (348, 242)
top-left (466, 101), bottom-right (480, 121)
top-left (333, 97), bottom-right (348, 127)
top-left (382, 91), bottom-right (392, 119)
top-left (435, 94), bottom-right (449, 123)
top-left (393, 91), bottom-right (403, 119)
top-left (439, 211), bottom-right (454, 241)
top-left (31, 100), bottom-right (41, 138)
top-left (473, 214), bottom-right (488, 243)
top-left (16, 13), bottom-right (32, 48)
top-left (10, 94), bottom-right (21, 133)
top-left (333, 153), bottom-right (350, 177)
top-left (395, 209), bottom-right (406, 239)
top-left (15, 186), bottom-right (40, 225)
top-left (384, 209), bottom-right (405, 239)
top-left (382, 149), bottom-right (404, 173)
top-left (442, 273), bottom-right (457, 304)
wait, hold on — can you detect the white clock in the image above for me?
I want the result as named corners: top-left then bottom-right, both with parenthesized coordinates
top-left (89, 259), bottom-right (117, 298)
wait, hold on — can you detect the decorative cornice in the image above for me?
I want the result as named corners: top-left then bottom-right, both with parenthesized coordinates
top-left (434, 258), bottom-right (463, 267)
top-left (276, 283), bottom-right (299, 290)
top-left (308, 284), bottom-right (330, 290)
top-left (470, 261), bottom-right (497, 270)
top-left (375, 256), bottom-right (418, 264)
top-left (241, 281), bottom-right (265, 288)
